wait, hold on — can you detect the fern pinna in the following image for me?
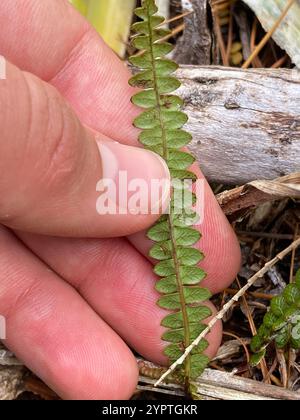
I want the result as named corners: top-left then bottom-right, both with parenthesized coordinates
top-left (251, 269), bottom-right (300, 366)
top-left (129, 0), bottom-right (212, 392)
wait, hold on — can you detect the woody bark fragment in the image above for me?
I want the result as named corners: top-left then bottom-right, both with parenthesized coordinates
top-left (175, 66), bottom-right (300, 184)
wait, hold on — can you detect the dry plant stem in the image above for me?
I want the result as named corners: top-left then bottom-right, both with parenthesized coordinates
top-left (163, 10), bottom-right (194, 25)
top-left (212, 0), bottom-right (236, 11)
top-left (238, 231), bottom-right (295, 241)
top-left (211, 1), bottom-right (230, 65)
top-left (270, 372), bottom-right (284, 388)
top-left (155, 237), bottom-right (300, 386)
top-left (24, 376), bottom-right (59, 400)
top-left (277, 349), bottom-right (288, 388)
top-left (272, 54), bottom-right (288, 68)
top-left (250, 19), bottom-right (263, 68)
top-left (213, 13), bottom-right (229, 65)
top-left (266, 357), bottom-right (279, 384)
top-left (160, 23), bottom-right (185, 42)
top-left (225, 5), bottom-right (234, 64)
top-left (225, 288), bottom-right (273, 301)
top-left (203, 362), bottom-right (226, 372)
top-left (242, 0), bottom-right (295, 69)
top-left (287, 347), bottom-right (293, 389)
top-left (236, 277), bottom-right (270, 383)
top-left (289, 224), bottom-right (299, 283)
top-left (223, 331), bottom-right (250, 364)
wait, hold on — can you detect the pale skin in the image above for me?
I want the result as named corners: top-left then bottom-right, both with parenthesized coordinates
top-left (0, 0), bottom-right (241, 399)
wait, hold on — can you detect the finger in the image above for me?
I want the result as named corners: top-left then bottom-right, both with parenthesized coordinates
top-left (130, 163), bottom-right (241, 294)
top-left (17, 232), bottom-right (223, 365)
top-left (1, 1), bottom-right (240, 290)
top-left (0, 0), bottom-right (139, 142)
top-left (0, 226), bottom-right (138, 399)
top-left (0, 62), bottom-right (170, 237)
top-left (0, 0), bottom-right (241, 285)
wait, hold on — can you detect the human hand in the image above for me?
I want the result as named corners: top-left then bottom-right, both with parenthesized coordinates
top-left (0, 0), bottom-right (241, 400)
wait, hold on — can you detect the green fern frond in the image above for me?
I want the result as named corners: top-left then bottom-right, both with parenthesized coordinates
top-left (129, 0), bottom-right (212, 392)
top-left (250, 269), bottom-right (300, 366)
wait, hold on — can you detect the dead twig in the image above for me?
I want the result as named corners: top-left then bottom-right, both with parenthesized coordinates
top-left (223, 331), bottom-right (250, 364)
top-left (155, 237), bottom-right (300, 386)
top-left (236, 277), bottom-right (270, 383)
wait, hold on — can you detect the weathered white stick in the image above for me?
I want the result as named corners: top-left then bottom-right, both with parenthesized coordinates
top-left (155, 0), bottom-right (169, 22)
top-left (155, 237), bottom-right (300, 387)
top-left (140, 367), bottom-right (300, 400)
top-left (176, 66), bottom-right (300, 184)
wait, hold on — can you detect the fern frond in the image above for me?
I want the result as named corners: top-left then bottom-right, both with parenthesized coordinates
top-left (129, 0), bottom-right (212, 392)
top-left (250, 269), bottom-right (300, 366)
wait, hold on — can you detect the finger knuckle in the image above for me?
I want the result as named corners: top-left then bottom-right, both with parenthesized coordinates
top-left (0, 70), bottom-right (83, 222)
top-left (31, 79), bottom-right (82, 193)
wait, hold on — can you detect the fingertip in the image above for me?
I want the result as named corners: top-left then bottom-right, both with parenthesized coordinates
top-left (55, 343), bottom-right (139, 400)
top-left (96, 139), bottom-right (171, 221)
top-left (0, 227), bottom-right (139, 400)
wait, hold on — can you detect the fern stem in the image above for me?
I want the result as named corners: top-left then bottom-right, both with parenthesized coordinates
top-left (130, 0), bottom-right (212, 395)
top-left (146, 10), bottom-right (168, 160)
top-left (145, 4), bottom-right (192, 389)
top-left (168, 213), bottom-right (191, 387)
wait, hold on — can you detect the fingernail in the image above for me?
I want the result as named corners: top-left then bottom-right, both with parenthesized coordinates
top-left (96, 140), bottom-right (170, 215)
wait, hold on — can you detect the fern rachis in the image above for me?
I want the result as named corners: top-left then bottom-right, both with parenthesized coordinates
top-left (129, 0), bottom-right (212, 394)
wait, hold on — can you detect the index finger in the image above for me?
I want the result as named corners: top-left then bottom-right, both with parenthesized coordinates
top-left (0, 0), bottom-right (139, 144)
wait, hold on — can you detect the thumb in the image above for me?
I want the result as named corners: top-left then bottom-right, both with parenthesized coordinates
top-left (0, 61), bottom-right (170, 237)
